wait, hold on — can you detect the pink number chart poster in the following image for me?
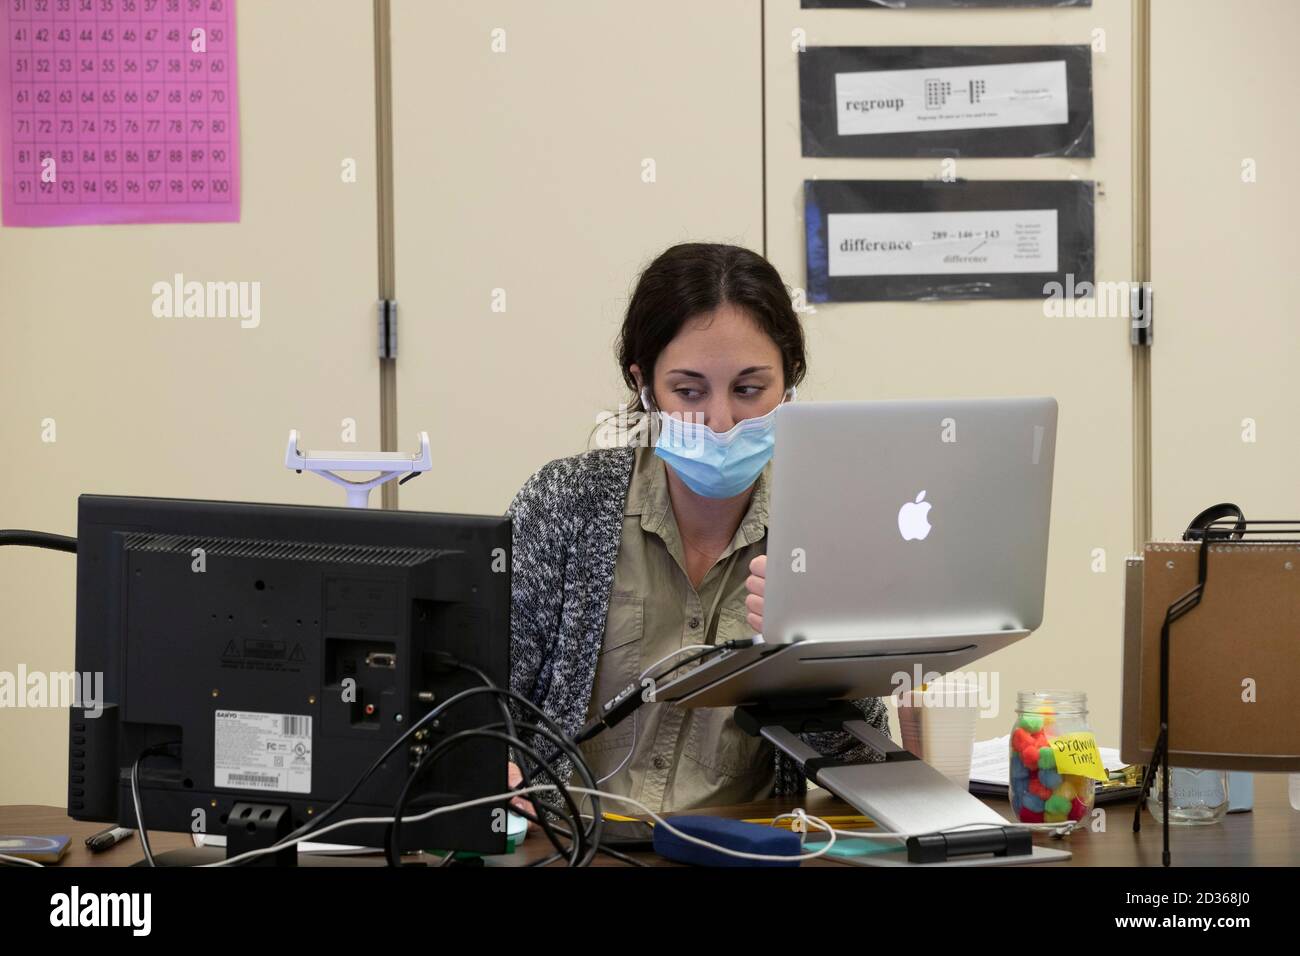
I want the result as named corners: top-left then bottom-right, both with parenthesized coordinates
top-left (0, 0), bottom-right (240, 226)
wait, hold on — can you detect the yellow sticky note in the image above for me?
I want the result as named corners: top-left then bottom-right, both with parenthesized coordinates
top-left (1050, 732), bottom-right (1108, 782)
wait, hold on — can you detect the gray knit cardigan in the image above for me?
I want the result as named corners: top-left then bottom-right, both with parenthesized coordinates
top-left (506, 445), bottom-right (891, 798)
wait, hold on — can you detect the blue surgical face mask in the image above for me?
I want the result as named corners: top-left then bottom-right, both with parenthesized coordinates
top-left (641, 385), bottom-right (796, 499)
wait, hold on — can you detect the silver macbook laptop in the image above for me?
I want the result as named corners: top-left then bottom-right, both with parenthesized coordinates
top-left (656, 396), bottom-right (1058, 708)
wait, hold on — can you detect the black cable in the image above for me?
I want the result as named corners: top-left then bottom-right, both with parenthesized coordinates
top-left (276, 675), bottom-right (471, 846)
top-left (388, 727), bottom-right (579, 866)
top-left (573, 637), bottom-right (756, 746)
top-left (390, 712), bottom-right (604, 867)
top-left (279, 682), bottom-right (537, 846)
top-left (574, 639), bottom-right (759, 749)
top-left (586, 842), bottom-right (644, 867)
top-left (0, 530), bottom-right (76, 553)
top-left (447, 663), bottom-right (569, 862)
top-left (491, 716), bottom-right (605, 865)
top-left (447, 662), bottom-right (569, 861)
top-left (401, 717), bottom-right (602, 866)
top-left (396, 786), bottom-right (582, 868)
top-left (488, 717), bottom-right (605, 865)
top-left (131, 741), bottom-right (181, 868)
top-left (511, 805), bottom-right (646, 866)
top-left (277, 684), bottom-right (597, 860)
top-left (391, 728), bottom-right (587, 868)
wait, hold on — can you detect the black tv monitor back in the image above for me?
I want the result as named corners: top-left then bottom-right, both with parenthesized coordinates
top-left (70, 494), bottom-right (511, 859)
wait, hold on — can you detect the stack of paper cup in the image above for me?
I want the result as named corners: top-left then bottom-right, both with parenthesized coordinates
top-left (896, 674), bottom-right (981, 788)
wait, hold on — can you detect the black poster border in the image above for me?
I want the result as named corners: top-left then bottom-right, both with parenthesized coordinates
top-left (800, 45), bottom-right (1094, 158)
top-left (804, 179), bottom-right (1095, 303)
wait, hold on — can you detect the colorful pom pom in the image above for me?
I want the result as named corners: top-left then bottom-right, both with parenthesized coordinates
top-left (1021, 746), bottom-right (1040, 770)
top-left (1016, 714), bottom-right (1044, 734)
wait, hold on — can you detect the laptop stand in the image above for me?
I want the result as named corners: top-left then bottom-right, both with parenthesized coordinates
top-left (734, 699), bottom-right (1073, 867)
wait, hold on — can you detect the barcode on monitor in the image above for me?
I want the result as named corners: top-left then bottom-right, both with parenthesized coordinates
top-left (281, 716), bottom-right (309, 737)
top-left (227, 773), bottom-right (279, 788)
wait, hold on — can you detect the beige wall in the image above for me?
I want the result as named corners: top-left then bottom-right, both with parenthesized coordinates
top-left (0, 0), bottom-right (381, 806)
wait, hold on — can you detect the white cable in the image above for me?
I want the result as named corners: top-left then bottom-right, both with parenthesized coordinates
top-left (203, 783), bottom-right (837, 867)
top-left (592, 644), bottom-right (712, 787)
top-left (196, 788), bottom-right (1073, 867)
top-left (640, 644), bottom-right (711, 680)
top-left (214, 780), bottom-right (1069, 866)
top-left (0, 852), bottom-right (43, 868)
top-left (132, 735), bottom-right (1077, 868)
top-left (595, 708), bottom-right (636, 785)
top-left (562, 787), bottom-right (838, 863)
top-left (770, 808), bottom-right (835, 846)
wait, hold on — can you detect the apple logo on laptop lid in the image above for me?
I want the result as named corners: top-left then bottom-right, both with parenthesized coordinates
top-left (898, 490), bottom-right (933, 541)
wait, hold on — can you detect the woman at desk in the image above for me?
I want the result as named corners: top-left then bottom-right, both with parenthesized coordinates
top-left (505, 242), bottom-right (890, 819)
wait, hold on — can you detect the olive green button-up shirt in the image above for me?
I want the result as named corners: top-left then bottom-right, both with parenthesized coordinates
top-left (577, 445), bottom-right (776, 814)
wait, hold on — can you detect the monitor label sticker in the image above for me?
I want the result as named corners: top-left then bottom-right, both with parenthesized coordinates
top-left (214, 709), bottom-right (313, 794)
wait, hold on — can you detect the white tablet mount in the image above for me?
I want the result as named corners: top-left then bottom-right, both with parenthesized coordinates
top-left (284, 429), bottom-right (432, 508)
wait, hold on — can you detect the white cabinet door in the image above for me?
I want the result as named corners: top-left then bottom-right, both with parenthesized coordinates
top-left (389, 0), bottom-right (764, 516)
top-left (1150, 0), bottom-right (1300, 538)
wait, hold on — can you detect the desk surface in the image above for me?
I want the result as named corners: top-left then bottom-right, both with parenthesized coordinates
top-left (5, 773), bottom-right (1296, 867)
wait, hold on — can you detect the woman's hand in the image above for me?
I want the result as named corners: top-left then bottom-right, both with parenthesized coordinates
top-left (745, 554), bottom-right (766, 635)
top-left (507, 761), bottom-right (536, 829)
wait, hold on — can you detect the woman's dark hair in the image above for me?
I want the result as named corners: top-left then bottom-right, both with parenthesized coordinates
top-left (616, 243), bottom-right (807, 413)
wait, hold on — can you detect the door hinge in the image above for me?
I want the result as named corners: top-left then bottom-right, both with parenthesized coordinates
top-left (1130, 284), bottom-right (1153, 347)
top-left (379, 298), bottom-right (397, 359)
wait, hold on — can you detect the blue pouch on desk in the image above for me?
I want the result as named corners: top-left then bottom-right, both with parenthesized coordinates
top-left (653, 815), bottom-right (801, 867)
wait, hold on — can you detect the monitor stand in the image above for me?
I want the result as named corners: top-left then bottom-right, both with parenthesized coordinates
top-left (734, 700), bottom-right (1073, 867)
top-left (132, 801), bottom-right (311, 867)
